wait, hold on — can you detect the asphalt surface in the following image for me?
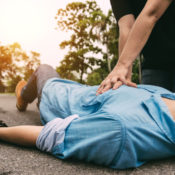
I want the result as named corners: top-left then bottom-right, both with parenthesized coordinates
top-left (0, 94), bottom-right (175, 175)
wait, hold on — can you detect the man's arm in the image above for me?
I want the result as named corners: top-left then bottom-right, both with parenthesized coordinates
top-left (97, 0), bottom-right (173, 94)
top-left (118, 14), bottom-right (135, 82)
top-left (116, 0), bottom-right (173, 70)
top-left (0, 125), bottom-right (43, 146)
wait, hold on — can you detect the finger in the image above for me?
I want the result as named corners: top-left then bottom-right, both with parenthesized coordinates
top-left (101, 84), bottom-right (112, 94)
top-left (126, 81), bottom-right (137, 88)
top-left (110, 77), bottom-right (118, 85)
top-left (97, 84), bottom-right (107, 95)
top-left (112, 81), bottom-right (123, 90)
top-left (98, 84), bottom-right (109, 94)
top-left (97, 85), bottom-right (103, 92)
top-left (97, 81), bottom-right (106, 93)
top-left (97, 78), bottom-right (111, 93)
top-left (119, 77), bottom-right (128, 85)
top-left (96, 86), bottom-right (104, 95)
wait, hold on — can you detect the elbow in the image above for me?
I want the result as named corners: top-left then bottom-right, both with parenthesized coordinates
top-left (119, 22), bottom-right (134, 39)
top-left (139, 11), bottom-right (159, 28)
top-left (118, 14), bottom-right (135, 37)
top-left (147, 11), bottom-right (160, 24)
top-left (143, 6), bottom-right (161, 25)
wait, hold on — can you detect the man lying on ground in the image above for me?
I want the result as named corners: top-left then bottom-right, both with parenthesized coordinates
top-left (0, 64), bottom-right (175, 169)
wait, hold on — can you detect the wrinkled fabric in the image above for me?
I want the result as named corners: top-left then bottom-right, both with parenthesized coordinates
top-left (37, 78), bottom-right (175, 169)
top-left (36, 114), bottom-right (79, 152)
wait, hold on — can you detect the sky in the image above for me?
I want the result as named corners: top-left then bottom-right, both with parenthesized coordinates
top-left (0, 0), bottom-right (111, 68)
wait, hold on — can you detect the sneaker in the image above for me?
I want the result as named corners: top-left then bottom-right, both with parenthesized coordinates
top-left (0, 120), bottom-right (8, 127)
top-left (15, 80), bottom-right (28, 112)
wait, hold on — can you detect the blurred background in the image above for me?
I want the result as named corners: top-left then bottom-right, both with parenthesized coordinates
top-left (0, 0), bottom-right (140, 93)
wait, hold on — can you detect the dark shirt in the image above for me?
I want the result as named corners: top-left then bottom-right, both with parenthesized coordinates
top-left (110, 0), bottom-right (175, 70)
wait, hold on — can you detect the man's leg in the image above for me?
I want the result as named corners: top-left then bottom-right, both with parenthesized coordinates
top-left (16, 64), bottom-right (59, 111)
top-left (141, 69), bottom-right (173, 91)
top-left (0, 125), bottom-right (43, 146)
top-left (21, 64), bottom-right (59, 103)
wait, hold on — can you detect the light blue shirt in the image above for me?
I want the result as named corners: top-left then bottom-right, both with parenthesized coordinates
top-left (37, 78), bottom-right (175, 169)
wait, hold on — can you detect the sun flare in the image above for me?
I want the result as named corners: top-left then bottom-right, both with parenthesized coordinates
top-left (0, 0), bottom-right (45, 44)
top-left (0, 0), bottom-right (111, 67)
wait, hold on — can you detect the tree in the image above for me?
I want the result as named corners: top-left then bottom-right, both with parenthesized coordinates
top-left (56, 0), bottom-right (139, 85)
top-left (0, 45), bottom-right (12, 74)
top-left (23, 51), bottom-right (40, 80)
top-left (55, 1), bottom-right (106, 83)
top-left (0, 44), bottom-right (12, 92)
top-left (86, 71), bottom-right (104, 85)
top-left (96, 10), bottom-right (119, 73)
top-left (0, 43), bottom-right (40, 92)
top-left (84, 9), bottom-right (119, 85)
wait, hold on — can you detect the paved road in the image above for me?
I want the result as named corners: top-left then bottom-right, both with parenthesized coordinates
top-left (0, 94), bottom-right (175, 175)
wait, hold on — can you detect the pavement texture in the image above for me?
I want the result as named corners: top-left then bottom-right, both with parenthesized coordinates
top-left (0, 94), bottom-right (175, 175)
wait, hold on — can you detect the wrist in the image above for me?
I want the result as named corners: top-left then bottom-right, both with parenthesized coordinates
top-left (115, 60), bottom-right (131, 69)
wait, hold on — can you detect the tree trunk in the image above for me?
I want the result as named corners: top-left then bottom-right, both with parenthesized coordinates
top-left (106, 47), bottom-right (112, 73)
top-left (138, 55), bottom-right (142, 84)
top-left (80, 65), bottom-right (84, 83)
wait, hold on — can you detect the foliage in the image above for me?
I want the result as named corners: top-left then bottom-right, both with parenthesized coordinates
top-left (55, 1), bottom-right (114, 83)
top-left (0, 44), bottom-right (12, 92)
top-left (87, 70), bottom-right (107, 85)
top-left (55, 0), bottom-right (139, 85)
top-left (23, 51), bottom-right (40, 80)
top-left (0, 45), bottom-right (12, 79)
top-left (132, 58), bottom-right (140, 84)
top-left (0, 43), bottom-right (40, 92)
top-left (56, 66), bottom-right (78, 82)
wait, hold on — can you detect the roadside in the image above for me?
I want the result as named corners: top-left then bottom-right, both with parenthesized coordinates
top-left (0, 95), bottom-right (175, 175)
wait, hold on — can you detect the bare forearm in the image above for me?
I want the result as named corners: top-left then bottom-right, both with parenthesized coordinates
top-left (118, 15), bottom-right (135, 57)
top-left (119, 33), bottom-right (127, 57)
top-left (119, 32), bottom-right (133, 78)
top-left (97, 0), bottom-right (172, 93)
top-left (117, 14), bottom-right (155, 69)
top-left (0, 126), bottom-right (43, 146)
top-left (118, 15), bottom-right (135, 78)
top-left (116, 0), bottom-right (172, 69)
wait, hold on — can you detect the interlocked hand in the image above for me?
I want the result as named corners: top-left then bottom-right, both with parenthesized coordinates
top-left (96, 64), bottom-right (137, 95)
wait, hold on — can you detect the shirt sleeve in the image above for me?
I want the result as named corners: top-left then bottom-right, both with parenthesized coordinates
top-left (36, 114), bottom-right (79, 152)
top-left (110, 0), bottom-right (134, 21)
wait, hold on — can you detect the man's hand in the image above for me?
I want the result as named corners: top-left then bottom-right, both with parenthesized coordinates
top-left (96, 64), bottom-right (137, 95)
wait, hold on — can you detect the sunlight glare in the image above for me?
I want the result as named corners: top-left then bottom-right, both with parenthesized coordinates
top-left (0, 0), bottom-right (45, 44)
